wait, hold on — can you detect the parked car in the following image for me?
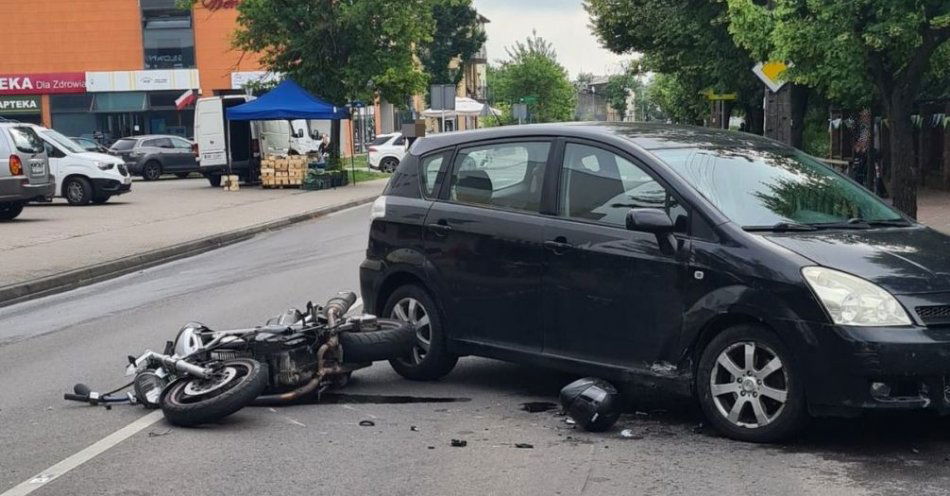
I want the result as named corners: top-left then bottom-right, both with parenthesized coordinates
top-left (368, 133), bottom-right (407, 172)
top-left (361, 122), bottom-right (950, 443)
top-left (70, 136), bottom-right (109, 154)
top-left (110, 135), bottom-right (198, 181)
top-left (31, 125), bottom-right (131, 205)
top-left (0, 123), bottom-right (54, 219)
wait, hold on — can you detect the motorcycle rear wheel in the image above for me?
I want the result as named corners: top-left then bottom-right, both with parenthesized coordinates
top-left (160, 358), bottom-right (267, 427)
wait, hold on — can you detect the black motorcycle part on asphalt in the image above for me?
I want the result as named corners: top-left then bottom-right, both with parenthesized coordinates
top-left (339, 319), bottom-right (416, 364)
top-left (559, 377), bottom-right (622, 432)
top-left (134, 370), bottom-right (168, 409)
top-left (159, 358), bottom-right (268, 427)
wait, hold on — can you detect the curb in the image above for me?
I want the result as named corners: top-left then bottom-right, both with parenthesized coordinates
top-left (0, 195), bottom-right (379, 308)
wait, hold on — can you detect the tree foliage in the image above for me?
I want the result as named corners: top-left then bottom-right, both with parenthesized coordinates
top-left (604, 72), bottom-right (636, 121)
top-left (724, 0), bottom-right (950, 218)
top-left (418, 0), bottom-right (487, 86)
top-left (585, 0), bottom-right (763, 119)
top-left (647, 73), bottom-right (707, 125)
top-left (232, 0), bottom-right (433, 106)
top-left (489, 33), bottom-right (577, 123)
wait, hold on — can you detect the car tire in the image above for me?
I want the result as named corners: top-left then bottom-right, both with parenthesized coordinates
top-left (206, 174), bottom-right (222, 187)
top-left (175, 172), bottom-right (191, 179)
top-left (142, 161), bottom-right (162, 181)
top-left (381, 157), bottom-right (399, 173)
top-left (0, 202), bottom-right (24, 220)
top-left (384, 285), bottom-right (458, 381)
top-left (64, 177), bottom-right (93, 206)
top-left (696, 324), bottom-right (808, 443)
top-left (92, 193), bottom-right (111, 205)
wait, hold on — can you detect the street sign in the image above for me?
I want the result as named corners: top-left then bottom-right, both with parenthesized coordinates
top-left (753, 61), bottom-right (790, 93)
top-left (513, 103), bottom-right (528, 124)
top-left (430, 84), bottom-right (456, 111)
top-left (521, 96), bottom-right (538, 105)
top-left (699, 90), bottom-right (738, 101)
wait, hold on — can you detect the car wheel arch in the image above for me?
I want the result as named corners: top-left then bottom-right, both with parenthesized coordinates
top-left (375, 270), bottom-right (431, 315)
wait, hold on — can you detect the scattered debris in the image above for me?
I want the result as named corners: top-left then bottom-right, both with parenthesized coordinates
top-left (514, 443), bottom-right (534, 449)
top-left (564, 418), bottom-right (576, 425)
top-left (428, 446), bottom-right (435, 450)
top-left (619, 429), bottom-right (642, 440)
top-left (912, 448), bottom-right (920, 454)
top-left (148, 429), bottom-right (172, 438)
top-left (410, 425), bottom-right (419, 432)
top-left (521, 402), bottom-right (558, 413)
top-left (451, 439), bottom-right (467, 448)
top-left (359, 420), bottom-right (376, 427)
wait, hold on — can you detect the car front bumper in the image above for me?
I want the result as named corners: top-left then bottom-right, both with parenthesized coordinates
top-left (92, 178), bottom-right (132, 195)
top-left (790, 319), bottom-right (950, 416)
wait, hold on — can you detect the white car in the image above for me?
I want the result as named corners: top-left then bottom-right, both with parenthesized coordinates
top-left (29, 125), bottom-right (131, 205)
top-left (367, 133), bottom-right (407, 172)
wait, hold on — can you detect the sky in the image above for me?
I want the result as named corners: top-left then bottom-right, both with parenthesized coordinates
top-left (471, 0), bottom-right (630, 78)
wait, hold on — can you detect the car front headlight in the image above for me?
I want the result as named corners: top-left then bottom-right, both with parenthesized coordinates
top-left (96, 161), bottom-right (115, 171)
top-left (802, 267), bottom-right (912, 326)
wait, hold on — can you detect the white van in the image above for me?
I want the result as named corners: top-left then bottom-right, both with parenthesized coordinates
top-left (258, 119), bottom-right (324, 156)
top-left (28, 124), bottom-right (131, 205)
top-left (194, 95), bottom-right (261, 187)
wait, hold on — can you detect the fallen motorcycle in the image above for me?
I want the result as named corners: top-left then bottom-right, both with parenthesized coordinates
top-left (64, 292), bottom-right (415, 426)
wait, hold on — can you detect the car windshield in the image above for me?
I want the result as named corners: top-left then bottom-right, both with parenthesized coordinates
top-left (40, 128), bottom-right (86, 154)
top-left (111, 139), bottom-right (136, 152)
top-left (654, 147), bottom-right (904, 228)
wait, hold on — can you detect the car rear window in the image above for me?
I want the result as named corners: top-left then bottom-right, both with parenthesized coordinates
top-left (7, 126), bottom-right (45, 154)
top-left (370, 135), bottom-right (393, 146)
top-left (111, 139), bottom-right (136, 151)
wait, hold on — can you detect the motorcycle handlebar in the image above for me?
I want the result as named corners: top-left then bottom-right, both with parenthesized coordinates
top-left (63, 393), bottom-right (89, 402)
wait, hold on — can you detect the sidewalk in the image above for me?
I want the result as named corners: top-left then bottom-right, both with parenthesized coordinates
top-left (1, 177), bottom-right (387, 303)
top-left (918, 189), bottom-right (950, 234)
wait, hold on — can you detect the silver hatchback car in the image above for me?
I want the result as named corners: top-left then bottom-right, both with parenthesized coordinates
top-left (0, 122), bottom-right (54, 220)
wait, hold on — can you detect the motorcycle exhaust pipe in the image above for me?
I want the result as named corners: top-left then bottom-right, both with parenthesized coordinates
top-left (147, 353), bottom-right (213, 379)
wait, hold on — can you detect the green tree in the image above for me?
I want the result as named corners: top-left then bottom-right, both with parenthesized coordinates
top-left (232, 0), bottom-right (433, 155)
top-left (604, 72), bottom-right (636, 121)
top-left (585, 0), bottom-right (764, 132)
top-left (418, 0), bottom-right (487, 86)
top-left (647, 73), bottom-right (708, 125)
top-left (725, 0), bottom-right (950, 218)
top-left (489, 33), bottom-right (577, 123)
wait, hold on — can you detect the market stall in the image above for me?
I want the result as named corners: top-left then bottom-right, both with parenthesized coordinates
top-left (226, 80), bottom-right (349, 189)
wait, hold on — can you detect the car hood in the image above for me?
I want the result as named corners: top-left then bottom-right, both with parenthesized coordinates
top-left (761, 226), bottom-right (950, 295)
top-left (74, 152), bottom-right (122, 163)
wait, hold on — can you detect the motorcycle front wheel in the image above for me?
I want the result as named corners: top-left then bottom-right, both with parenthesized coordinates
top-left (160, 358), bottom-right (268, 427)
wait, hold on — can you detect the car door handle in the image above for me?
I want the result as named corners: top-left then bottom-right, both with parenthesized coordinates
top-left (544, 238), bottom-right (573, 254)
top-left (427, 222), bottom-right (453, 236)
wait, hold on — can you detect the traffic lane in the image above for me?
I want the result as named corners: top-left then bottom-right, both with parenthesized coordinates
top-left (36, 358), bottom-right (945, 496)
top-left (0, 205), bottom-right (372, 491)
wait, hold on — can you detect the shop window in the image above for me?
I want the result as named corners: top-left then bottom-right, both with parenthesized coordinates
top-left (93, 93), bottom-right (148, 112)
top-left (142, 0), bottom-right (195, 69)
top-left (50, 94), bottom-right (94, 113)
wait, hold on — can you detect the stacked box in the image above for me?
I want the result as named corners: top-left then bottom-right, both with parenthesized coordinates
top-left (261, 155), bottom-right (308, 188)
top-left (222, 175), bottom-right (240, 192)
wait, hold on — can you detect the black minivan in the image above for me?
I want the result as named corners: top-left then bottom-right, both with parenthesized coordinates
top-left (360, 123), bottom-right (950, 442)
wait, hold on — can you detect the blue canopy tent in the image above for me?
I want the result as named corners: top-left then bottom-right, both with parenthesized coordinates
top-left (226, 79), bottom-right (349, 121)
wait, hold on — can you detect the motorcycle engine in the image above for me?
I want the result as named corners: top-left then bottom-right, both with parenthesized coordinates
top-left (250, 332), bottom-right (318, 389)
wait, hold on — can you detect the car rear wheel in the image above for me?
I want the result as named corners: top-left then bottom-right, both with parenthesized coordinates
top-left (64, 177), bottom-right (92, 206)
top-left (381, 157), bottom-right (399, 173)
top-left (0, 202), bottom-right (24, 220)
top-left (142, 161), bottom-right (162, 181)
top-left (697, 324), bottom-right (808, 443)
top-left (384, 285), bottom-right (458, 381)
top-left (206, 174), bottom-right (222, 187)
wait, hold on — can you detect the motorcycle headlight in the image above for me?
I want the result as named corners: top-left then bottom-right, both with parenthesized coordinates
top-left (802, 267), bottom-right (912, 327)
top-left (96, 161), bottom-right (115, 171)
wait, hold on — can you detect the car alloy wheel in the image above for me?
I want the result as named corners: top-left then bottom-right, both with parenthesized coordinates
top-left (66, 181), bottom-right (85, 203)
top-left (390, 297), bottom-right (431, 364)
top-left (709, 341), bottom-right (788, 429)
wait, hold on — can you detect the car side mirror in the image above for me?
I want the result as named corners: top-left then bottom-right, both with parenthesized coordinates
top-left (626, 208), bottom-right (677, 255)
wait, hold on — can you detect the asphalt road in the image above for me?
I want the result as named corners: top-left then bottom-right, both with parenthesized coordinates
top-left (1, 204), bottom-right (949, 496)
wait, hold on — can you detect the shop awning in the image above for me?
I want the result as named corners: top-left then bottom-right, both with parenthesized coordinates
top-left (226, 80), bottom-right (349, 121)
top-left (421, 97), bottom-right (499, 118)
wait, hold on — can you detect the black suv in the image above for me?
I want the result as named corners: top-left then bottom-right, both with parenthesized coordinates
top-left (360, 123), bottom-right (950, 442)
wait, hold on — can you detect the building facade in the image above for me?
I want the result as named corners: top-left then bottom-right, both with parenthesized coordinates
top-left (0, 0), bottom-right (266, 142)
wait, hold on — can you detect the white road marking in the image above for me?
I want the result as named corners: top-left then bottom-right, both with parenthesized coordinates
top-left (0, 411), bottom-right (164, 496)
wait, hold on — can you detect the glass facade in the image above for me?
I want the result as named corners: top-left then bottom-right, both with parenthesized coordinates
top-left (51, 91), bottom-right (194, 144)
top-left (141, 0), bottom-right (196, 70)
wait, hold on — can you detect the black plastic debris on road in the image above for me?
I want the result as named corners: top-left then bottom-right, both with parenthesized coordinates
top-left (514, 443), bottom-right (534, 449)
top-left (451, 439), bottom-right (467, 447)
top-left (359, 420), bottom-right (376, 427)
top-left (521, 401), bottom-right (558, 413)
